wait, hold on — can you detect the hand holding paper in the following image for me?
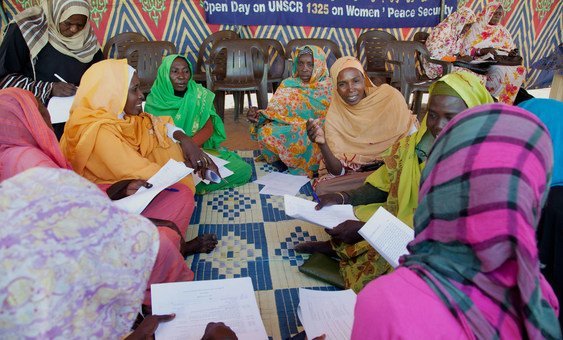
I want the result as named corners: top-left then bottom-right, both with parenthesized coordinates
top-left (284, 195), bottom-right (358, 229)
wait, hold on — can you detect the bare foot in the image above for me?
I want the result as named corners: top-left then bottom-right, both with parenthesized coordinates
top-left (181, 233), bottom-right (218, 257)
top-left (294, 241), bottom-right (336, 257)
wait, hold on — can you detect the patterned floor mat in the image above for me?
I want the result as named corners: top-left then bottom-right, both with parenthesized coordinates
top-left (185, 150), bottom-right (338, 339)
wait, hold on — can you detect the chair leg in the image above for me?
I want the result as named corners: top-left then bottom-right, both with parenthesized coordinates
top-left (257, 86), bottom-right (268, 109)
top-left (246, 91), bottom-right (253, 108)
top-left (234, 92), bottom-right (244, 121)
top-left (214, 91), bottom-right (225, 120)
top-left (412, 91), bottom-right (423, 118)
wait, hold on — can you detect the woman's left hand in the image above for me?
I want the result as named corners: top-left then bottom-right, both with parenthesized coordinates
top-left (124, 180), bottom-right (152, 196)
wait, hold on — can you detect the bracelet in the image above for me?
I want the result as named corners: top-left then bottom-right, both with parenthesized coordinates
top-left (336, 192), bottom-right (346, 204)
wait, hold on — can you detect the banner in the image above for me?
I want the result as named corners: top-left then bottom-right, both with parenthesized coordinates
top-left (203, 0), bottom-right (458, 28)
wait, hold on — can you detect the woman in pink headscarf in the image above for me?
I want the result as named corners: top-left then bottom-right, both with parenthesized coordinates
top-left (0, 87), bottom-right (195, 305)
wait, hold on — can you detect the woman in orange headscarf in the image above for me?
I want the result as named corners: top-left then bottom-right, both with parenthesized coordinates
top-left (307, 56), bottom-right (417, 195)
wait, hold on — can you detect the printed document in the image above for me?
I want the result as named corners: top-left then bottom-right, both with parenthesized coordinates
top-left (358, 207), bottom-right (414, 268)
top-left (284, 195), bottom-right (358, 229)
top-left (113, 159), bottom-right (193, 214)
top-left (151, 277), bottom-right (268, 340)
top-left (298, 288), bottom-right (356, 340)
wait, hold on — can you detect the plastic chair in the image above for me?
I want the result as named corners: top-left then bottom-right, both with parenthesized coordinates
top-left (355, 30), bottom-right (397, 85)
top-left (125, 41), bottom-right (177, 95)
top-left (385, 41), bottom-right (452, 117)
top-left (413, 31), bottom-right (430, 45)
top-left (206, 39), bottom-right (268, 121)
top-left (253, 38), bottom-right (286, 93)
top-left (102, 32), bottom-right (148, 59)
top-left (285, 38), bottom-right (342, 76)
top-left (193, 30), bottom-right (240, 85)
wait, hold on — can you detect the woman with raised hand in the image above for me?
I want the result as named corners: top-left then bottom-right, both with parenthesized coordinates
top-left (247, 45), bottom-right (332, 177)
top-left (146, 54), bottom-right (252, 194)
top-left (308, 56), bottom-right (417, 195)
top-left (352, 103), bottom-right (560, 339)
top-left (296, 71), bottom-right (494, 292)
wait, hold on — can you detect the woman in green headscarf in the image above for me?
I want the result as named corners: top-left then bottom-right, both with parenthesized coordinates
top-left (146, 54), bottom-right (251, 194)
top-left (295, 71), bottom-right (495, 292)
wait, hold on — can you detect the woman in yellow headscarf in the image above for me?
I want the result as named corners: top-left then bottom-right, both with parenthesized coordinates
top-left (61, 58), bottom-right (219, 253)
top-left (297, 71), bottom-right (494, 292)
top-left (307, 56), bottom-right (417, 195)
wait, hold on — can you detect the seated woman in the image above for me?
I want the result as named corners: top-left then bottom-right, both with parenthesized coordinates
top-left (424, 7), bottom-right (484, 81)
top-left (145, 54), bottom-right (252, 194)
top-left (0, 0), bottom-right (103, 137)
top-left (308, 56), bottom-right (417, 195)
top-left (351, 104), bottom-right (561, 339)
top-left (0, 168), bottom-right (238, 338)
top-left (461, 1), bottom-right (526, 104)
top-left (246, 45), bottom-right (332, 177)
top-left (0, 87), bottom-right (214, 306)
top-left (519, 98), bottom-right (563, 329)
top-left (296, 72), bottom-right (494, 292)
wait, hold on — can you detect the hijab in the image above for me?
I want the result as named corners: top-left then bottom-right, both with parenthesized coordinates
top-left (324, 57), bottom-right (416, 164)
top-left (0, 87), bottom-right (71, 179)
top-left (402, 103), bottom-right (560, 339)
top-left (145, 54), bottom-right (226, 149)
top-left (0, 167), bottom-right (158, 337)
top-left (13, 0), bottom-right (100, 63)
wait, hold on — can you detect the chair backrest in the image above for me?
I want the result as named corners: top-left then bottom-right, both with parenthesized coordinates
top-left (253, 38), bottom-right (286, 81)
top-left (355, 30), bottom-right (397, 73)
top-left (207, 39), bottom-right (268, 88)
top-left (413, 31), bottom-right (430, 45)
top-left (125, 41), bottom-right (177, 94)
top-left (194, 30), bottom-right (240, 81)
top-left (285, 38), bottom-right (343, 71)
top-left (102, 32), bottom-right (148, 59)
top-left (386, 41), bottom-right (430, 88)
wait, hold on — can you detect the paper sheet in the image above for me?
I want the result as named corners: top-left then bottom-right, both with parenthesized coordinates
top-left (254, 172), bottom-right (310, 196)
top-left (47, 96), bottom-right (74, 124)
top-left (298, 288), bottom-right (357, 340)
top-left (151, 277), bottom-right (268, 340)
top-left (113, 159), bottom-right (193, 214)
top-left (284, 195), bottom-right (358, 229)
top-left (357, 207), bottom-right (414, 268)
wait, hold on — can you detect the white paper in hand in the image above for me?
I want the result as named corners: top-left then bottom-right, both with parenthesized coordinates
top-left (113, 159), bottom-right (193, 214)
top-left (47, 96), bottom-right (75, 124)
top-left (151, 277), bottom-right (268, 340)
top-left (284, 195), bottom-right (357, 229)
top-left (358, 207), bottom-right (414, 268)
top-left (298, 288), bottom-right (357, 340)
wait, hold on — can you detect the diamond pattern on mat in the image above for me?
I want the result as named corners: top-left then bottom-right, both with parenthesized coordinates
top-left (275, 226), bottom-right (318, 266)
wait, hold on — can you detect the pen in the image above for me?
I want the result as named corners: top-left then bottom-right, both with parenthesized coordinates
top-left (164, 187), bottom-right (179, 192)
top-left (54, 73), bottom-right (67, 83)
top-left (311, 191), bottom-right (320, 203)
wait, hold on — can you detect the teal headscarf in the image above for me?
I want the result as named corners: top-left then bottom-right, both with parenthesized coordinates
top-left (145, 54), bottom-right (226, 149)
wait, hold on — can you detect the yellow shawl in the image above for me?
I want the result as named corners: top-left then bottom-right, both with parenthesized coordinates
top-left (60, 59), bottom-right (194, 191)
top-left (324, 57), bottom-right (416, 165)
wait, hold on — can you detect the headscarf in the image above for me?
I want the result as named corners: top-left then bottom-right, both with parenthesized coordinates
top-left (428, 70), bottom-right (494, 107)
top-left (426, 7), bottom-right (476, 57)
top-left (257, 45), bottom-right (332, 125)
top-left (402, 104), bottom-right (560, 339)
top-left (519, 98), bottom-right (563, 187)
top-left (13, 0), bottom-right (100, 64)
top-left (60, 59), bottom-right (185, 185)
top-left (145, 54), bottom-right (226, 149)
top-left (358, 71), bottom-right (493, 225)
top-left (463, 1), bottom-right (515, 53)
top-left (0, 167), bottom-right (159, 337)
top-left (0, 88), bottom-right (71, 179)
top-left (324, 57), bottom-right (416, 165)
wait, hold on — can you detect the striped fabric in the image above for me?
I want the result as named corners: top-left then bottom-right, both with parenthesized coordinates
top-left (0, 73), bottom-right (53, 103)
top-left (402, 104), bottom-right (561, 339)
top-left (13, 0), bottom-right (99, 63)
